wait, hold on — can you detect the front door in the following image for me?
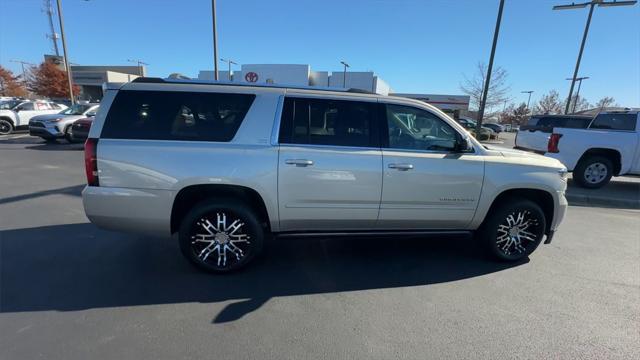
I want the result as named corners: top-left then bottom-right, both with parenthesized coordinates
top-left (378, 103), bottom-right (484, 230)
top-left (277, 96), bottom-right (382, 231)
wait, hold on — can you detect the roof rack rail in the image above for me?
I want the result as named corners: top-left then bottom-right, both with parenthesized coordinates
top-left (130, 77), bottom-right (377, 95)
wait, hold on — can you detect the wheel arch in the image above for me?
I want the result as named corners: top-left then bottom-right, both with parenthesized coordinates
top-left (0, 116), bottom-right (15, 126)
top-left (577, 148), bottom-right (621, 176)
top-left (482, 188), bottom-right (555, 234)
top-left (170, 184), bottom-right (271, 234)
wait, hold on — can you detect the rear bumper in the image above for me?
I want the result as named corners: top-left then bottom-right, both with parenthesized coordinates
top-left (82, 186), bottom-right (174, 238)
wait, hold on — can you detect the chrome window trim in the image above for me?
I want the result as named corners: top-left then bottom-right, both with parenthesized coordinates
top-left (278, 143), bottom-right (382, 152)
top-left (270, 94), bottom-right (285, 146)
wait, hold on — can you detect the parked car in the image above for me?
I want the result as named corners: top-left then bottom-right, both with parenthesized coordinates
top-left (455, 118), bottom-right (495, 140)
top-left (544, 109), bottom-right (640, 188)
top-left (69, 117), bottom-right (94, 142)
top-left (483, 123), bottom-right (504, 133)
top-left (29, 103), bottom-right (99, 142)
top-left (0, 100), bottom-right (67, 135)
top-left (82, 77), bottom-right (568, 273)
top-left (515, 115), bottom-right (592, 154)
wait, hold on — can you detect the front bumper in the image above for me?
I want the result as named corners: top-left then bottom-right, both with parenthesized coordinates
top-left (29, 122), bottom-right (63, 138)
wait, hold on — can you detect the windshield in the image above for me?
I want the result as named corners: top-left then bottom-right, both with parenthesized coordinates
top-left (0, 100), bottom-right (21, 110)
top-left (59, 104), bottom-right (91, 115)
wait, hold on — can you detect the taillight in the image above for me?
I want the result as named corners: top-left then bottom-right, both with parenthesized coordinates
top-left (547, 133), bottom-right (562, 153)
top-left (84, 138), bottom-right (99, 186)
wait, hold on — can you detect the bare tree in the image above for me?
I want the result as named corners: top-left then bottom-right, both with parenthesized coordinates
top-left (460, 62), bottom-right (510, 118)
top-left (502, 102), bottom-right (530, 126)
top-left (534, 90), bottom-right (563, 115)
top-left (595, 96), bottom-right (617, 109)
top-left (569, 95), bottom-right (591, 113)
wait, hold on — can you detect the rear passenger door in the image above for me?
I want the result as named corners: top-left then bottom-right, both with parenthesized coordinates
top-left (277, 96), bottom-right (382, 231)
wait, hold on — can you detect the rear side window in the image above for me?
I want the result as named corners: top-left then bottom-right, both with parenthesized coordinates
top-left (101, 90), bottom-right (255, 141)
top-left (279, 97), bottom-right (378, 147)
top-left (589, 114), bottom-right (637, 131)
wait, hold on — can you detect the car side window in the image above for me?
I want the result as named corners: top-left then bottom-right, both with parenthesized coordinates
top-left (385, 104), bottom-right (458, 152)
top-left (589, 114), bottom-right (637, 131)
top-left (19, 103), bottom-right (34, 111)
top-left (101, 90), bottom-right (255, 142)
top-left (279, 97), bottom-right (377, 148)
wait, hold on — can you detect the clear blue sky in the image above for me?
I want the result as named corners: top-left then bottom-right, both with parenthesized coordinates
top-left (1, 0), bottom-right (638, 106)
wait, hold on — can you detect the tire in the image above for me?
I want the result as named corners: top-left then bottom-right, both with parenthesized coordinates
top-left (0, 119), bottom-right (13, 135)
top-left (178, 200), bottom-right (265, 273)
top-left (573, 155), bottom-right (613, 189)
top-left (480, 198), bottom-right (546, 262)
top-left (64, 126), bottom-right (79, 143)
top-left (43, 137), bottom-right (58, 143)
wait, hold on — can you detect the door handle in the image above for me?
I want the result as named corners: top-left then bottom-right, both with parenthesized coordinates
top-left (285, 159), bottom-right (314, 167)
top-left (388, 163), bottom-right (414, 171)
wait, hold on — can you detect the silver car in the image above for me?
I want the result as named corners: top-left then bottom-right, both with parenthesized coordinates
top-left (82, 78), bottom-right (568, 273)
top-left (29, 103), bottom-right (99, 142)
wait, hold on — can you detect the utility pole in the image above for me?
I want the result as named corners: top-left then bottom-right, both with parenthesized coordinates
top-left (553, 0), bottom-right (637, 114)
top-left (127, 59), bottom-right (148, 76)
top-left (43, 0), bottom-right (60, 56)
top-left (565, 76), bottom-right (589, 113)
top-left (211, 0), bottom-right (219, 81)
top-left (340, 61), bottom-right (350, 88)
top-left (476, 0), bottom-right (505, 135)
top-left (220, 58), bottom-right (237, 81)
top-left (55, 0), bottom-right (74, 105)
top-left (10, 60), bottom-right (35, 86)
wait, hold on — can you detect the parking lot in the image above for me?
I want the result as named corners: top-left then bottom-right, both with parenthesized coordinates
top-left (1, 134), bottom-right (639, 359)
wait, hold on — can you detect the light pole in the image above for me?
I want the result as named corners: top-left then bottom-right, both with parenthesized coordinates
top-left (553, 0), bottom-right (637, 114)
top-left (10, 60), bottom-right (34, 86)
top-left (211, 0), bottom-right (219, 81)
top-left (565, 76), bottom-right (589, 113)
top-left (220, 58), bottom-right (237, 81)
top-left (127, 59), bottom-right (148, 76)
top-left (521, 90), bottom-right (534, 112)
top-left (340, 61), bottom-right (350, 88)
top-left (54, 0), bottom-right (75, 105)
top-left (476, 0), bottom-right (505, 135)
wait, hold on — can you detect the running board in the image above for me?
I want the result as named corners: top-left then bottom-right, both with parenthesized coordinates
top-left (275, 230), bottom-right (472, 239)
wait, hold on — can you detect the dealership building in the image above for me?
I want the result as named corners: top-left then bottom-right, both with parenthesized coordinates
top-left (198, 64), bottom-right (468, 115)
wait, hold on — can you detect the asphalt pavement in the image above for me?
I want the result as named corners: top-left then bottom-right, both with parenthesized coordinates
top-left (1, 134), bottom-right (639, 359)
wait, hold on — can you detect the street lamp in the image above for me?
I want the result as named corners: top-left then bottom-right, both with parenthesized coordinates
top-left (553, 0), bottom-right (637, 114)
top-left (220, 58), bottom-right (237, 81)
top-left (476, 0), bottom-right (505, 135)
top-left (521, 90), bottom-right (534, 112)
top-left (127, 59), bottom-right (148, 76)
top-left (10, 59), bottom-right (35, 86)
top-left (211, 0), bottom-right (219, 81)
top-left (340, 61), bottom-right (350, 88)
top-left (565, 76), bottom-right (589, 113)
top-left (55, 0), bottom-right (75, 105)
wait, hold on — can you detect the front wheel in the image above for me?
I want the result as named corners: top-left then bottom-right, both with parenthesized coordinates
top-left (480, 199), bottom-right (546, 261)
top-left (0, 119), bottom-right (13, 135)
top-left (178, 200), bottom-right (265, 273)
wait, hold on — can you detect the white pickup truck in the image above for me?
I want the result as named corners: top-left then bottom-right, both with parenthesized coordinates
top-left (543, 110), bottom-right (640, 188)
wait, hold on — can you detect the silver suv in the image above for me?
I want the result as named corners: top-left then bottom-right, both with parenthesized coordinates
top-left (82, 78), bottom-right (568, 273)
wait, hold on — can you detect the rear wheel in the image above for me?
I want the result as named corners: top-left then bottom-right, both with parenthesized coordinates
top-left (178, 200), bottom-right (264, 273)
top-left (480, 199), bottom-right (546, 262)
top-left (64, 126), bottom-right (79, 143)
top-left (0, 119), bottom-right (13, 135)
top-left (573, 155), bottom-right (613, 189)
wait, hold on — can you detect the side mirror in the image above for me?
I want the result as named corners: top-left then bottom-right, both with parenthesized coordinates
top-left (14, 107), bottom-right (22, 112)
top-left (456, 136), bottom-right (473, 152)
top-left (86, 112), bottom-right (96, 117)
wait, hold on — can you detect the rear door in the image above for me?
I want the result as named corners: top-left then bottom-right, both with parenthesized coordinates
top-left (378, 103), bottom-right (484, 230)
top-left (277, 96), bottom-right (382, 231)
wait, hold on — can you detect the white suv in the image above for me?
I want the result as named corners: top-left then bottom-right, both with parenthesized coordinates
top-left (0, 100), bottom-right (67, 135)
top-left (82, 78), bottom-right (568, 273)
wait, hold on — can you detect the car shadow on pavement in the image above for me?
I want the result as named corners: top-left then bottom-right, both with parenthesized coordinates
top-left (0, 224), bottom-right (527, 323)
top-left (0, 185), bottom-right (83, 205)
top-left (25, 142), bottom-right (84, 151)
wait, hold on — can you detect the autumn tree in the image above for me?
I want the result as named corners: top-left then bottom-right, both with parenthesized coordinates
top-left (534, 90), bottom-right (563, 115)
top-left (595, 96), bottom-right (617, 109)
top-left (502, 103), bottom-right (530, 126)
top-left (0, 66), bottom-right (28, 97)
top-left (27, 61), bottom-right (79, 99)
top-left (460, 62), bottom-right (510, 119)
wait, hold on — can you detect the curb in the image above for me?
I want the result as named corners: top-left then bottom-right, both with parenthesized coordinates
top-left (565, 192), bottom-right (640, 209)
